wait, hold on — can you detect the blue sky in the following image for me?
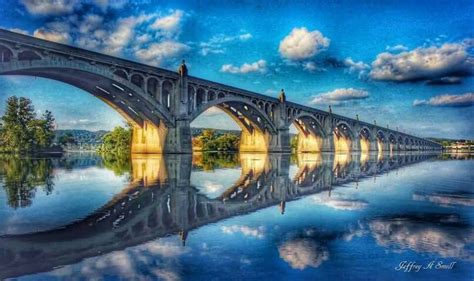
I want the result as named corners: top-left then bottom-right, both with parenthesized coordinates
top-left (0, 0), bottom-right (473, 138)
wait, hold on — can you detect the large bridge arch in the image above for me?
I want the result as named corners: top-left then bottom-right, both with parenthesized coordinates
top-left (0, 50), bottom-right (177, 153)
top-left (376, 130), bottom-right (389, 153)
top-left (333, 121), bottom-right (356, 153)
top-left (359, 126), bottom-right (376, 152)
top-left (388, 133), bottom-right (397, 153)
top-left (290, 112), bottom-right (327, 152)
top-left (189, 95), bottom-right (278, 152)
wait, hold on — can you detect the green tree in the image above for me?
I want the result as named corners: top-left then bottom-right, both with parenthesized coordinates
top-left (31, 110), bottom-right (55, 149)
top-left (193, 129), bottom-right (240, 152)
top-left (214, 133), bottom-right (239, 151)
top-left (97, 125), bottom-right (132, 154)
top-left (1, 96), bottom-right (35, 151)
top-left (0, 96), bottom-right (56, 152)
top-left (58, 132), bottom-right (77, 147)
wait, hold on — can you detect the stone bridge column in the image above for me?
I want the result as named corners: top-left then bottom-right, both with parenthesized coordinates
top-left (268, 98), bottom-right (291, 152)
top-left (369, 139), bottom-right (377, 151)
top-left (165, 61), bottom-right (192, 153)
top-left (322, 116), bottom-right (334, 152)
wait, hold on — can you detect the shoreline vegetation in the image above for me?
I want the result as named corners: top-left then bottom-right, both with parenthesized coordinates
top-left (0, 96), bottom-right (472, 155)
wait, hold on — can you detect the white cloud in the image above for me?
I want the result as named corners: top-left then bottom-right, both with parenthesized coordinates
top-left (103, 15), bottom-right (153, 55)
top-left (239, 33), bottom-right (252, 40)
top-left (199, 32), bottom-right (253, 56)
top-left (202, 180), bottom-right (224, 194)
top-left (303, 61), bottom-right (317, 72)
top-left (279, 27), bottom-right (330, 60)
top-left (385, 44), bottom-right (408, 52)
top-left (134, 41), bottom-right (190, 66)
top-left (103, 17), bottom-right (137, 55)
top-left (33, 23), bottom-right (71, 44)
top-left (136, 34), bottom-right (151, 44)
top-left (278, 239), bottom-right (329, 270)
top-left (20, 0), bottom-right (78, 15)
top-left (151, 10), bottom-right (184, 38)
top-left (370, 42), bottom-right (474, 82)
top-left (310, 88), bottom-right (369, 105)
top-left (311, 197), bottom-right (369, 211)
top-left (344, 57), bottom-right (370, 78)
top-left (221, 225), bottom-right (265, 239)
top-left (78, 14), bottom-right (103, 34)
top-left (138, 241), bottom-right (189, 257)
top-left (220, 59), bottom-right (267, 74)
top-left (92, 0), bottom-right (128, 11)
top-left (370, 217), bottom-right (474, 259)
top-left (413, 93), bottom-right (474, 107)
top-left (413, 192), bottom-right (474, 207)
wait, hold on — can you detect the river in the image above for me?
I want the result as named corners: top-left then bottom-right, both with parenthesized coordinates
top-left (0, 152), bottom-right (472, 280)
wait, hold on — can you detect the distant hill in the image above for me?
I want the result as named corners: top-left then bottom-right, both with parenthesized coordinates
top-left (55, 130), bottom-right (108, 151)
top-left (191, 128), bottom-right (241, 137)
top-left (427, 138), bottom-right (473, 146)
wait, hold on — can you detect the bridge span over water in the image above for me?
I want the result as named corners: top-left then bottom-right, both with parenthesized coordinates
top-left (0, 29), bottom-right (441, 153)
top-left (0, 152), bottom-right (439, 278)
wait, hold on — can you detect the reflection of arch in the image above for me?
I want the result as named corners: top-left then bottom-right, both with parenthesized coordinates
top-left (293, 153), bottom-right (324, 187)
top-left (0, 44), bottom-right (13, 62)
top-left (18, 50), bottom-right (41, 61)
top-left (218, 153), bottom-right (271, 202)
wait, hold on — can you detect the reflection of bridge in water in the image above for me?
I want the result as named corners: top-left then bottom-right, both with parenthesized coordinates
top-left (0, 152), bottom-right (439, 279)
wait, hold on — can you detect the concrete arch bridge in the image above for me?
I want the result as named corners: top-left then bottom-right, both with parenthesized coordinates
top-left (0, 29), bottom-right (442, 153)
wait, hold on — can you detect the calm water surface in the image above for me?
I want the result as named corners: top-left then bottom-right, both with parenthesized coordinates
top-left (0, 152), bottom-right (472, 281)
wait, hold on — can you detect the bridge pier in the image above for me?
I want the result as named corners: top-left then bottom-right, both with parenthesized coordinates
top-left (322, 134), bottom-right (335, 152)
top-left (131, 121), bottom-right (167, 154)
top-left (377, 140), bottom-right (390, 153)
top-left (351, 136), bottom-right (361, 152)
top-left (164, 120), bottom-right (193, 154)
top-left (269, 128), bottom-right (291, 153)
